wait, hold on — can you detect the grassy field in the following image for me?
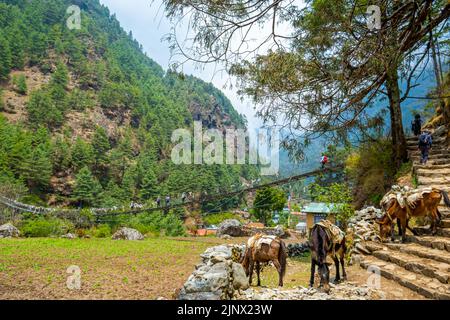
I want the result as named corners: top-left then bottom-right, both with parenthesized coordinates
top-left (0, 237), bottom-right (311, 300)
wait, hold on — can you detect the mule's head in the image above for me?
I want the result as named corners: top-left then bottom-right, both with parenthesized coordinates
top-left (240, 247), bottom-right (250, 276)
top-left (319, 263), bottom-right (330, 293)
top-left (376, 214), bottom-right (394, 241)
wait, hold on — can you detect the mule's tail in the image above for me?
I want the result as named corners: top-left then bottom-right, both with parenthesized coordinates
top-left (441, 190), bottom-right (450, 208)
top-left (278, 240), bottom-right (287, 278)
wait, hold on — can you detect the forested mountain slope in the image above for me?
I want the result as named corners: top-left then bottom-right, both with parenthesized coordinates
top-left (0, 0), bottom-right (258, 209)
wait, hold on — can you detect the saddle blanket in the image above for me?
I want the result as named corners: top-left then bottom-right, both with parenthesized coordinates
top-left (381, 186), bottom-right (434, 210)
top-left (247, 234), bottom-right (277, 250)
top-left (316, 219), bottom-right (345, 245)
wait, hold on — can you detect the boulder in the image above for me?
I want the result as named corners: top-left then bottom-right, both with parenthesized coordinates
top-left (0, 223), bottom-right (20, 238)
top-left (61, 233), bottom-right (77, 239)
top-left (273, 225), bottom-right (285, 238)
top-left (178, 244), bottom-right (248, 300)
top-left (287, 242), bottom-right (310, 257)
top-left (112, 227), bottom-right (144, 240)
top-left (216, 219), bottom-right (244, 237)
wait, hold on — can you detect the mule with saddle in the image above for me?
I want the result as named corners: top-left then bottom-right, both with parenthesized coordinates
top-left (377, 187), bottom-right (450, 242)
top-left (241, 220), bottom-right (347, 293)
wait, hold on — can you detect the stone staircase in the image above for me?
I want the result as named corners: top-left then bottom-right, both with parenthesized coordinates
top-left (359, 129), bottom-right (450, 299)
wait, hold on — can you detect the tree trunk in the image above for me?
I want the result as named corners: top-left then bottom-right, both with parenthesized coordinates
top-left (385, 67), bottom-right (408, 169)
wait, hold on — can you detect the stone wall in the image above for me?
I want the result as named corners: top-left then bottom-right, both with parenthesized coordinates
top-left (178, 244), bottom-right (249, 300)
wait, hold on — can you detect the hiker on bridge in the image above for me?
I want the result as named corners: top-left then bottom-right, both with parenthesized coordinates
top-left (418, 130), bottom-right (433, 165)
top-left (411, 114), bottom-right (423, 136)
top-left (320, 154), bottom-right (329, 169)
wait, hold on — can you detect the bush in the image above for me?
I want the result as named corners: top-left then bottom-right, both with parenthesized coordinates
top-left (12, 74), bottom-right (27, 95)
top-left (125, 212), bottom-right (186, 237)
top-left (203, 212), bottom-right (243, 226)
top-left (20, 216), bottom-right (74, 237)
top-left (88, 224), bottom-right (111, 238)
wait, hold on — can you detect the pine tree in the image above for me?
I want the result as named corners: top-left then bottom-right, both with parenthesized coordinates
top-left (71, 138), bottom-right (94, 172)
top-left (140, 169), bottom-right (158, 201)
top-left (73, 166), bottom-right (101, 206)
top-left (92, 127), bottom-right (111, 168)
top-left (13, 74), bottom-right (27, 95)
top-left (20, 145), bottom-right (52, 191)
top-left (0, 34), bottom-right (12, 80)
top-left (8, 26), bottom-right (26, 69)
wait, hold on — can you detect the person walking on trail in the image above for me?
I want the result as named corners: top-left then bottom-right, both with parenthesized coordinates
top-left (156, 197), bottom-right (161, 207)
top-left (181, 192), bottom-right (187, 203)
top-left (321, 154), bottom-right (329, 169)
top-left (418, 130), bottom-right (433, 165)
top-left (165, 195), bottom-right (171, 207)
top-left (411, 114), bottom-right (423, 136)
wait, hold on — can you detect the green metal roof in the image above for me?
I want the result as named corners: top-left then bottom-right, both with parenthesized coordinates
top-left (302, 202), bottom-right (341, 214)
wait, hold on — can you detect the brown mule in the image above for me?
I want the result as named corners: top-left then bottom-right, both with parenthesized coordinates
top-left (377, 189), bottom-right (450, 242)
top-left (241, 234), bottom-right (288, 287)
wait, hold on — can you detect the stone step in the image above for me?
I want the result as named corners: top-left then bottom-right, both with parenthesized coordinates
top-left (415, 168), bottom-right (450, 177)
top-left (414, 164), bottom-right (450, 170)
top-left (416, 185), bottom-right (450, 193)
top-left (441, 220), bottom-right (450, 228)
top-left (411, 155), bottom-right (450, 162)
top-left (360, 256), bottom-right (450, 299)
top-left (371, 247), bottom-right (450, 284)
top-left (418, 176), bottom-right (450, 185)
top-left (438, 228), bottom-right (450, 237)
top-left (407, 137), bottom-right (446, 144)
top-left (408, 235), bottom-right (450, 252)
top-left (413, 159), bottom-right (450, 166)
top-left (408, 147), bottom-right (448, 153)
top-left (382, 242), bottom-right (450, 265)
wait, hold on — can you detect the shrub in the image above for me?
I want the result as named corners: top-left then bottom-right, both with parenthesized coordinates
top-left (20, 216), bottom-right (74, 237)
top-left (124, 212), bottom-right (186, 237)
top-left (12, 74), bottom-right (27, 95)
top-left (202, 212), bottom-right (243, 226)
top-left (88, 224), bottom-right (111, 238)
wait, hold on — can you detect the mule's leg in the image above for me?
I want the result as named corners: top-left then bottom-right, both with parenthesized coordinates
top-left (333, 256), bottom-right (340, 283)
top-left (256, 261), bottom-right (261, 287)
top-left (396, 219), bottom-right (402, 239)
top-left (340, 255), bottom-right (347, 281)
top-left (248, 260), bottom-right (254, 286)
top-left (400, 217), bottom-right (408, 243)
top-left (309, 259), bottom-right (316, 288)
top-left (273, 259), bottom-right (283, 287)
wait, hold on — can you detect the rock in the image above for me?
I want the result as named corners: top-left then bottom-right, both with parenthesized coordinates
top-left (220, 234), bottom-right (232, 240)
top-left (178, 244), bottom-right (248, 300)
top-left (287, 242), bottom-right (310, 257)
top-left (235, 282), bottom-right (382, 300)
top-left (112, 227), bottom-right (144, 240)
top-left (216, 219), bottom-right (244, 237)
top-left (273, 225), bottom-right (285, 238)
top-left (433, 125), bottom-right (446, 137)
top-left (61, 233), bottom-right (77, 239)
top-left (0, 223), bottom-right (20, 238)
top-left (231, 262), bottom-right (249, 291)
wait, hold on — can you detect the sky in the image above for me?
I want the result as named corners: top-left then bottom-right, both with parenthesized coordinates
top-left (99, 0), bottom-right (265, 133)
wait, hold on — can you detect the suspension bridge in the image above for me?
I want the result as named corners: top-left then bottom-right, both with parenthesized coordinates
top-left (0, 166), bottom-right (342, 220)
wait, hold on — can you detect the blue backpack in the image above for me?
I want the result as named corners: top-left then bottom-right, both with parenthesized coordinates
top-left (419, 133), bottom-right (430, 147)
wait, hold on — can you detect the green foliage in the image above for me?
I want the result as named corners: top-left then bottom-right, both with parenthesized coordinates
top-left (252, 187), bottom-right (287, 225)
top-left (19, 216), bottom-right (74, 238)
top-left (12, 74), bottom-right (27, 95)
top-left (203, 212), bottom-right (243, 226)
top-left (0, 0), bottom-right (260, 211)
top-left (26, 89), bottom-right (63, 128)
top-left (345, 138), bottom-right (396, 208)
top-left (125, 212), bottom-right (186, 237)
top-left (73, 167), bottom-right (102, 207)
top-left (0, 34), bottom-right (11, 80)
top-left (88, 224), bottom-right (112, 238)
top-left (309, 182), bottom-right (354, 228)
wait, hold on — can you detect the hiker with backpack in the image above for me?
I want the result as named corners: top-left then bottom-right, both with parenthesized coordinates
top-left (411, 114), bottom-right (423, 136)
top-left (321, 154), bottom-right (329, 169)
top-left (418, 130), bottom-right (433, 164)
